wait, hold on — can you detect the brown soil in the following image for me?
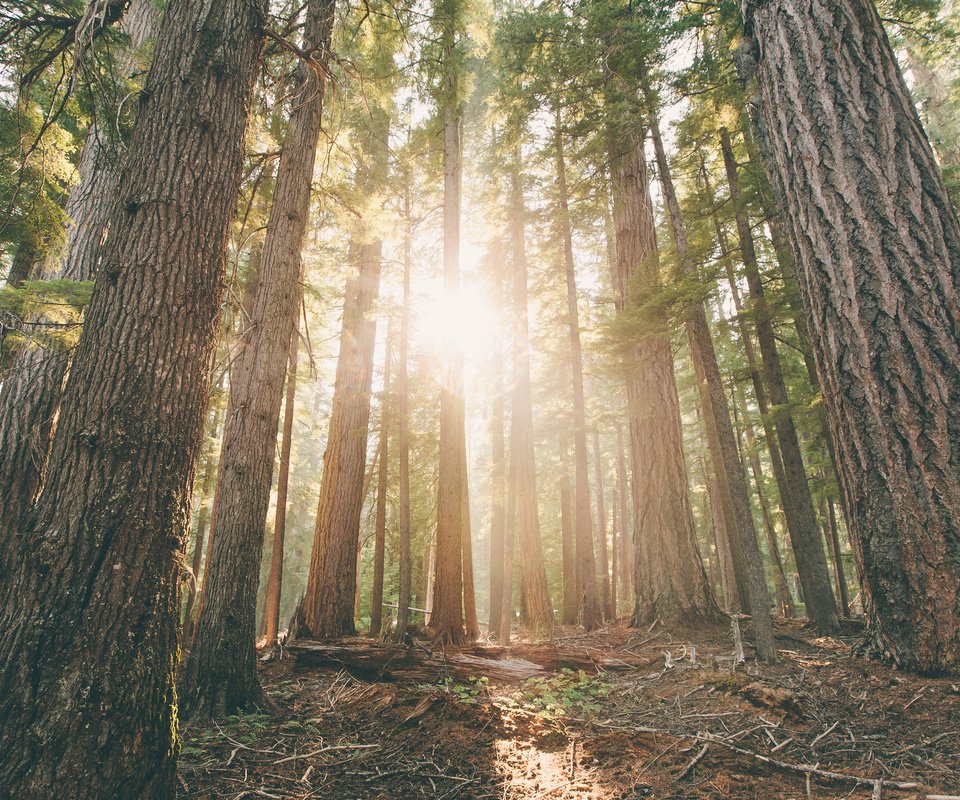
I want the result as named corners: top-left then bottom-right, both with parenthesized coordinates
top-left (178, 619), bottom-right (960, 799)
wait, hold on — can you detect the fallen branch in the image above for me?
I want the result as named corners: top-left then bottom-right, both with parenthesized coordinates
top-left (675, 744), bottom-right (709, 781)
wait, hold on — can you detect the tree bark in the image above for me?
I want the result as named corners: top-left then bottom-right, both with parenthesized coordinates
top-left (0, 0), bottom-right (157, 525)
top-left (592, 427), bottom-right (612, 620)
top-left (432, 9), bottom-right (469, 645)
top-left (554, 105), bottom-right (601, 629)
top-left (615, 426), bottom-right (632, 609)
top-left (509, 162), bottom-right (554, 635)
top-left (370, 323), bottom-right (393, 637)
top-left (182, 0), bottom-right (335, 716)
top-left (263, 322), bottom-right (300, 647)
top-left (719, 126), bottom-right (839, 636)
top-left (646, 93), bottom-right (774, 659)
top-left (559, 472), bottom-right (577, 625)
top-left (741, 0), bottom-right (960, 672)
top-left (488, 253), bottom-right (507, 639)
top-left (0, 0), bottom-right (266, 791)
top-left (607, 109), bottom-right (721, 629)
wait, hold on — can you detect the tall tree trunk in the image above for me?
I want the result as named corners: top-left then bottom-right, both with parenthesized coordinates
top-left (509, 162), bottom-right (554, 634)
top-left (554, 105), bottom-right (601, 629)
top-left (0, 0), bottom-right (266, 791)
top-left (742, 0), bottom-right (960, 671)
top-left (263, 322), bottom-right (300, 647)
top-left (560, 470), bottom-right (577, 625)
top-left (487, 255), bottom-right (507, 639)
top-left (615, 426), bottom-right (632, 609)
top-left (592, 427), bottom-right (612, 620)
top-left (181, 0), bottom-right (335, 715)
top-left (393, 185), bottom-right (414, 644)
top-left (610, 476), bottom-right (619, 618)
top-left (432, 10), bottom-right (468, 645)
top-left (719, 125), bottom-right (839, 636)
top-left (184, 385), bottom-right (227, 646)
top-left (606, 104), bottom-right (720, 628)
top-left (499, 457), bottom-right (518, 642)
top-left (460, 437), bottom-right (480, 639)
top-left (824, 495), bottom-right (851, 618)
top-left (646, 94), bottom-right (774, 659)
top-left (0, 0), bottom-right (157, 524)
top-left (370, 323), bottom-right (393, 637)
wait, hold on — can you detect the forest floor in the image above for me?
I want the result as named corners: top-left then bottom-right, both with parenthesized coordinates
top-left (178, 618), bottom-right (960, 799)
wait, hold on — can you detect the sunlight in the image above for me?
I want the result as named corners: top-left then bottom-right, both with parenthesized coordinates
top-left (419, 283), bottom-right (499, 360)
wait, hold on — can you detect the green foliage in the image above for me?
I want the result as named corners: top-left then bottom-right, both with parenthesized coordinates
top-left (498, 670), bottom-right (610, 719)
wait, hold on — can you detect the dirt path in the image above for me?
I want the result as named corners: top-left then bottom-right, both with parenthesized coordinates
top-left (179, 620), bottom-right (960, 799)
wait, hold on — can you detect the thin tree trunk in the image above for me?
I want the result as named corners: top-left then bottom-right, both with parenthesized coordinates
top-left (263, 322), bottom-right (300, 647)
top-left (615, 426), bottom-right (632, 609)
top-left (823, 495), bottom-right (852, 618)
top-left (0, 0), bottom-right (266, 790)
top-left (182, 0), bottom-right (335, 716)
top-left (559, 471), bottom-right (577, 625)
top-left (499, 458), bottom-right (518, 642)
top-left (488, 253), bottom-right (507, 639)
top-left (370, 322), bottom-right (393, 637)
top-left (394, 185), bottom-right (414, 644)
top-left (592, 427), bottom-right (612, 620)
top-left (610, 477), bottom-right (619, 618)
top-left (554, 105), bottom-right (601, 629)
top-left (509, 161), bottom-right (554, 635)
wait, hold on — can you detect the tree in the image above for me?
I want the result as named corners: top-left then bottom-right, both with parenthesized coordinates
top-left (370, 322), bottom-right (393, 637)
top-left (741, 0), bottom-right (960, 673)
top-left (0, 0), bottom-right (267, 790)
top-left (264, 322), bottom-right (301, 647)
top-left (508, 160), bottom-right (554, 634)
top-left (181, 0), bottom-right (335, 715)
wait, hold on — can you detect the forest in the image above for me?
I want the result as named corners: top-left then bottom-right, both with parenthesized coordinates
top-left (1, 0), bottom-right (959, 797)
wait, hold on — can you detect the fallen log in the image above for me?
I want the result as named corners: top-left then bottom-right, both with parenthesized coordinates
top-left (288, 640), bottom-right (547, 683)
top-left (466, 643), bottom-right (654, 673)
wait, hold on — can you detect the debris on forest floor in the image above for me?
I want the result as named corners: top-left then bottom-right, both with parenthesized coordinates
top-left (179, 619), bottom-right (960, 799)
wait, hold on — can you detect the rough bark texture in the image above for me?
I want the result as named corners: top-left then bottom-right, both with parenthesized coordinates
top-left (298, 237), bottom-right (382, 638)
top-left (182, 0), bottom-right (334, 716)
top-left (0, 0), bottom-right (266, 792)
top-left (264, 325), bottom-right (300, 647)
top-left (647, 98), bottom-right (774, 660)
top-left (0, 0), bottom-right (157, 525)
top-left (554, 107), bottom-right (601, 630)
top-left (607, 117), bottom-right (721, 629)
top-left (509, 164), bottom-right (554, 635)
top-left (719, 126), bottom-right (838, 635)
top-left (432, 13), bottom-right (468, 645)
top-left (742, 0), bottom-right (960, 672)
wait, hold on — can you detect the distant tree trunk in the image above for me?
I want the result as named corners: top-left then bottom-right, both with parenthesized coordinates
top-left (610, 477), bottom-right (619, 618)
top-left (432, 11), bottom-right (468, 645)
top-left (488, 252), bottom-right (507, 639)
top-left (592, 428), bottom-right (612, 620)
top-left (719, 126), bottom-right (838, 636)
top-left (607, 110), bottom-right (721, 628)
top-left (181, 0), bottom-right (334, 716)
top-left (0, 0), bottom-right (266, 791)
top-left (646, 95), bottom-right (774, 659)
top-left (509, 162), bottom-right (554, 635)
top-left (0, 0), bottom-right (157, 525)
top-left (822, 494), bottom-right (851, 618)
top-left (393, 186), bottom-right (414, 644)
top-left (554, 105), bottom-right (601, 629)
top-left (499, 458), bottom-right (518, 642)
top-left (183, 386), bottom-right (226, 645)
top-left (743, 0), bottom-right (960, 671)
top-left (559, 471), bottom-right (577, 624)
top-left (263, 323), bottom-right (300, 647)
top-left (460, 439), bottom-right (480, 639)
top-left (615, 426), bottom-right (632, 609)
top-left (370, 323), bottom-right (393, 637)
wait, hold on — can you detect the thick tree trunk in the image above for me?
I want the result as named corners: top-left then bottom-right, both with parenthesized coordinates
top-left (647, 98), bottom-right (774, 659)
top-left (432, 14), bottom-right (468, 645)
top-left (509, 163), bottom-right (554, 635)
top-left (719, 126), bottom-right (838, 636)
top-left (607, 113), bottom-right (721, 628)
top-left (181, 0), bottom-right (334, 716)
top-left (370, 324), bottom-right (393, 637)
top-left (0, 0), bottom-right (265, 791)
top-left (592, 428), bottom-right (612, 620)
top-left (264, 324), bottom-right (300, 647)
top-left (0, 0), bottom-right (157, 525)
top-left (554, 106), bottom-right (601, 629)
top-left (742, 0), bottom-right (960, 672)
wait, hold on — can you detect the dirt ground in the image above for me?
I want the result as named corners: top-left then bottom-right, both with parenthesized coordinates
top-left (178, 619), bottom-right (960, 799)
